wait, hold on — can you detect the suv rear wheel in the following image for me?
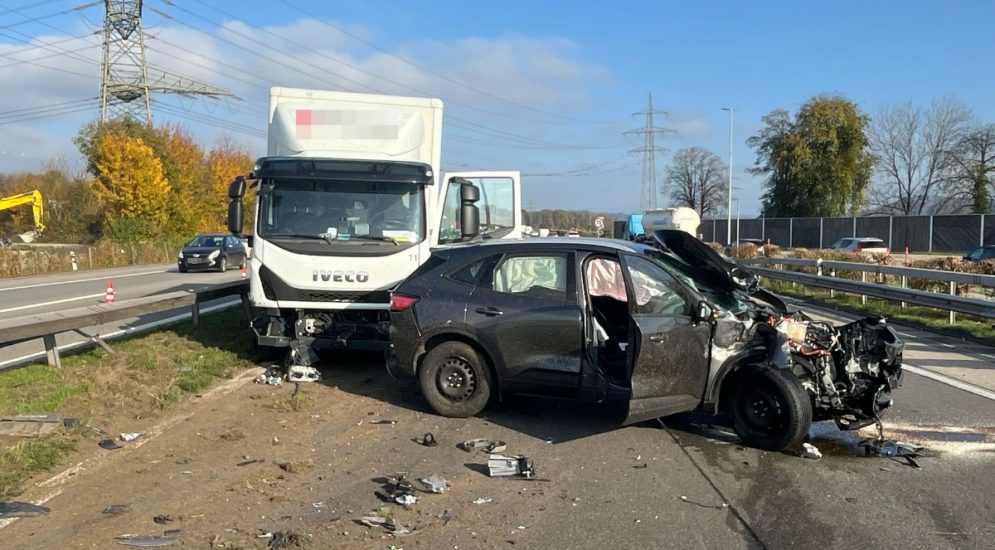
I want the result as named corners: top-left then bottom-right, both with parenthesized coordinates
top-left (729, 368), bottom-right (811, 451)
top-left (419, 341), bottom-right (493, 418)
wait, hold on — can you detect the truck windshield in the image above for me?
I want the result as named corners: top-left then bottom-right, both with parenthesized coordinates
top-left (257, 179), bottom-right (425, 246)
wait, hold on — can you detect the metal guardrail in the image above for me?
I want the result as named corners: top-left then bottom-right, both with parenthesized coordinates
top-left (743, 257), bottom-right (995, 287)
top-left (0, 280), bottom-right (250, 367)
top-left (740, 258), bottom-right (995, 322)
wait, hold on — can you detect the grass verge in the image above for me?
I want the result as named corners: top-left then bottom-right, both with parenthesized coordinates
top-left (0, 306), bottom-right (257, 499)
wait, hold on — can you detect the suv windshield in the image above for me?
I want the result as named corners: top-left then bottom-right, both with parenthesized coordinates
top-left (257, 178), bottom-right (425, 250)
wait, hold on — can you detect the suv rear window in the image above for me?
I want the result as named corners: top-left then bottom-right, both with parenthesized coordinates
top-left (862, 240), bottom-right (886, 248)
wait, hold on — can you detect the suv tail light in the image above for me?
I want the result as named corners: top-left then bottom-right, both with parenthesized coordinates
top-left (390, 292), bottom-right (419, 311)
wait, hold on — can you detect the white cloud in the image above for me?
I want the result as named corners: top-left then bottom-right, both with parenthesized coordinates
top-left (0, 16), bottom-right (615, 184)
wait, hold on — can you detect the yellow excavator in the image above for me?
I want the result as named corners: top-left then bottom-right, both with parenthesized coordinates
top-left (0, 189), bottom-right (45, 246)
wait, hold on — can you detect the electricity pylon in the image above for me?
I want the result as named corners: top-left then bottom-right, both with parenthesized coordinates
top-left (624, 93), bottom-right (673, 212)
top-left (99, 0), bottom-right (232, 125)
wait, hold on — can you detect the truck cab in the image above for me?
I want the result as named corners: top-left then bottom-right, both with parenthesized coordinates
top-left (227, 88), bottom-right (522, 379)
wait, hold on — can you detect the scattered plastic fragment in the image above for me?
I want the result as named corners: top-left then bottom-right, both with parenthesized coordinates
top-left (418, 474), bottom-right (448, 494)
top-left (679, 495), bottom-right (729, 510)
top-left (115, 529), bottom-right (181, 547)
top-left (174, 458), bottom-right (191, 465)
top-left (153, 514), bottom-right (175, 524)
top-left (237, 458), bottom-right (265, 467)
top-left (417, 433), bottom-right (437, 447)
top-left (460, 439), bottom-right (506, 453)
top-left (395, 494), bottom-right (418, 506)
top-left (256, 367), bottom-right (284, 386)
top-left (370, 419), bottom-right (397, 425)
top-left (472, 497), bottom-right (492, 505)
top-left (120, 432), bottom-right (144, 442)
top-left (359, 515), bottom-right (412, 535)
top-left (859, 438), bottom-right (928, 468)
top-left (312, 501), bottom-right (326, 508)
top-left (487, 454), bottom-right (534, 478)
top-left (801, 442), bottom-right (823, 459)
top-left (103, 504), bottom-right (129, 515)
top-left (98, 439), bottom-right (122, 450)
top-left (63, 418), bottom-right (79, 429)
top-left (0, 501), bottom-right (50, 518)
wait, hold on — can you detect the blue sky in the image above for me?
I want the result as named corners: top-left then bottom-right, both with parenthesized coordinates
top-left (1, 0), bottom-right (993, 217)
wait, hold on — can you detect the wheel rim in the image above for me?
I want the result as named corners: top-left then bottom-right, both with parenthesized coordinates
top-left (737, 382), bottom-right (786, 434)
top-left (435, 356), bottom-right (477, 401)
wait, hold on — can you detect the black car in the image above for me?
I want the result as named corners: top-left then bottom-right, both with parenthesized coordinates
top-left (387, 231), bottom-right (903, 451)
top-left (963, 245), bottom-right (995, 262)
top-left (177, 234), bottom-right (247, 273)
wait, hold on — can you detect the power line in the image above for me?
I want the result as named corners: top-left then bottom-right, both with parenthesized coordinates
top-left (276, 0), bottom-right (608, 125)
top-left (154, 0), bottom-right (609, 132)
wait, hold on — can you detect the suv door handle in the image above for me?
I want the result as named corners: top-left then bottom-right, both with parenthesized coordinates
top-left (475, 307), bottom-right (503, 316)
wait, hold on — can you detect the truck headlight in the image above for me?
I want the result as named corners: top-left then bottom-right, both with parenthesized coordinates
top-left (209, 250), bottom-right (220, 259)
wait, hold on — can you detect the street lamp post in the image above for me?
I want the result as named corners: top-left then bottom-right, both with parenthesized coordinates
top-left (722, 107), bottom-right (736, 245)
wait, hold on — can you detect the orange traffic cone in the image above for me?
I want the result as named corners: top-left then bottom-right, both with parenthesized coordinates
top-left (240, 264), bottom-right (247, 280)
top-left (104, 280), bottom-right (115, 303)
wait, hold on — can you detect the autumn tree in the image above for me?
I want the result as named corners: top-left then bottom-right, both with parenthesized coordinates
top-left (159, 124), bottom-right (207, 238)
top-left (203, 136), bottom-right (254, 233)
top-left (867, 97), bottom-right (972, 214)
top-left (89, 129), bottom-right (171, 240)
top-left (749, 95), bottom-right (873, 217)
top-left (664, 147), bottom-right (728, 217)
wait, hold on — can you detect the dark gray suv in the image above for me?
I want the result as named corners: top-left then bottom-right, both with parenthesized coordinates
top-left (387, 231), bottom-right (903, 451)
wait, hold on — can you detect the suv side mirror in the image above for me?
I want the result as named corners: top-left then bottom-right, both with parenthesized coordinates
top-left (696, 301), bottom-right (716, 323)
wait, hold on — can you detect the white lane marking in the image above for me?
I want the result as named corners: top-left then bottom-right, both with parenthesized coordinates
top-left (0, 269), bottom-right (167, 292)
top-left (938, 343), bottom-right (956, 349)
top-left (984, 354), bottom-right (995, 361)
top-left (0, 293), bottom-right (106, 314)
top-left (904, 364), bottom-right (995, 402)
top-left (0, 300), bottom-right (238, 370)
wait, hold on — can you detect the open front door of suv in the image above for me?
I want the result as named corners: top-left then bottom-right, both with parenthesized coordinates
top-left (620, 254), bottom-right (711, 425)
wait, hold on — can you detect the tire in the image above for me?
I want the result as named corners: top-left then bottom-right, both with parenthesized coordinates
top-left (418, 341), bottom-right (493, 418)
top-left (179, 266), bottom-right (188, 273)
top-left (218, 257), bottom-right (227, 272)
top-left (729, 368), bottom-right (812, 451)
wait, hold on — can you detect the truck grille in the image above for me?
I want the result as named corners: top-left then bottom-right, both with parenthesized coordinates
top-left (259, 265), bottom-right (389, 304)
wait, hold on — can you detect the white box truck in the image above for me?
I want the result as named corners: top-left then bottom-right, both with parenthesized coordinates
top-left (227, 88), bottom-right (522, 380)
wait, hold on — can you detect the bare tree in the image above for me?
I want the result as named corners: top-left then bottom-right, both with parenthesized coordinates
top-left (664, 147), bottom-right (728, 217)
top-left (868, 97), bottom-right (973, 214)
top-left (949, 124), bottom-right (995, 213)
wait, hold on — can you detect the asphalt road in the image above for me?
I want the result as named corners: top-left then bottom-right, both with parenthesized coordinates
top-left (0, 266), bottom-right (993, 548)
top-left (0, 264), bottom-right (244, 367)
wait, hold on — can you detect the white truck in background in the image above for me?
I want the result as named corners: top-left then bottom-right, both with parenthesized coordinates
top-left (640, 207), bottom-right (701, 237)
top-left (227, 87), bottom-right (523, 380)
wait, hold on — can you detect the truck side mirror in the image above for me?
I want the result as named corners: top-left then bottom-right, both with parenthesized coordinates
top-left (227, 177), bottom-right (246, 236)
top-left (459, 181), bottom-right (480, 241)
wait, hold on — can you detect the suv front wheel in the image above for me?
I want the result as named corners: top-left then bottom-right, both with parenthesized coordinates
top-left (728, 368), bottom-right (812, 451)
top-left (419, 341), bottom-right (493, 418)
